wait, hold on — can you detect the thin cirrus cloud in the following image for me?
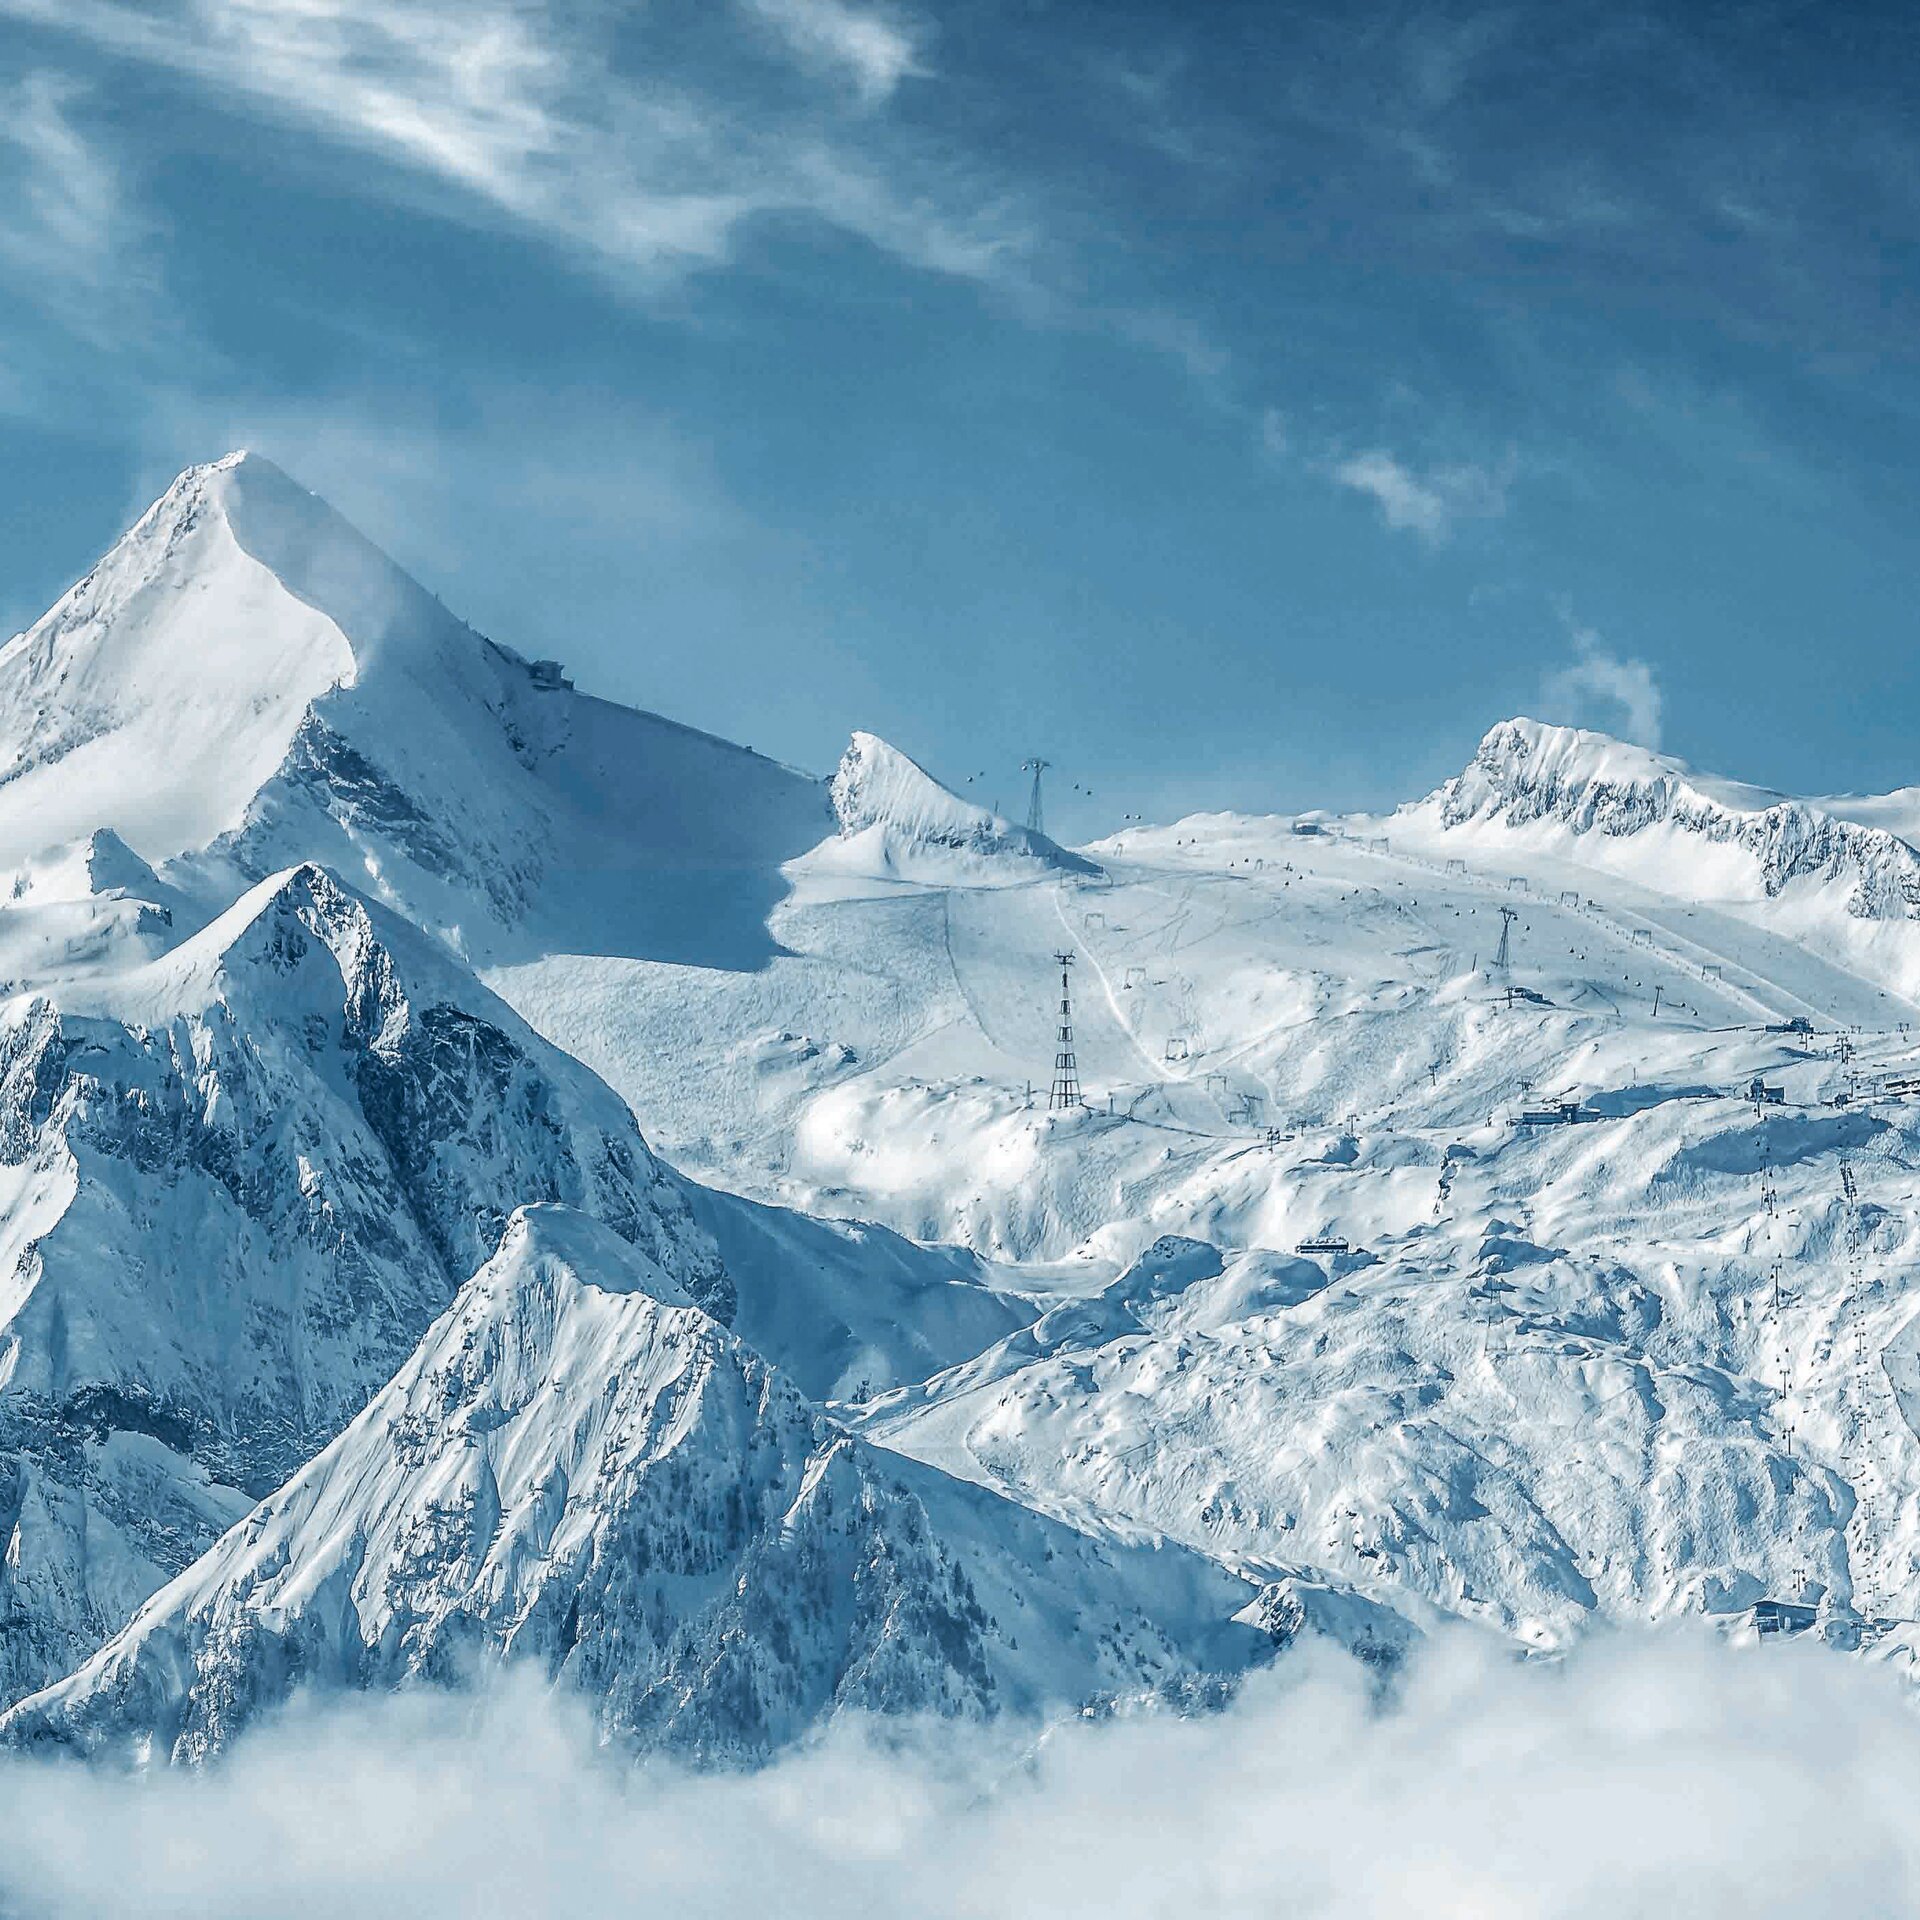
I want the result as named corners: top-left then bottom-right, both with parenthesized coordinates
top-left (0, 71), bottom-right (143, 313)
top-left (0, 0), bottom-right (1020, 287)
top-left (1330, 446), bottom-right (1513, 547)
top-left (739, 0), bottom-right (924, 103)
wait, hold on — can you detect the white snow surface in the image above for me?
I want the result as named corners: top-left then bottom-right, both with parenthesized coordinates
top-left (11, 459), bottom-right (1920, 1757)
top-left (0, 451), bottom-right (831, 973)
top-left (815, 731), bottom-right (1098, 886)
top-left (2, 1206), bottom-right (1259, 1764)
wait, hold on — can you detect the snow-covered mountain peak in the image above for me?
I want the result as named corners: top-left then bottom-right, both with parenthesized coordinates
top-left (58, 449), bottom-right (460, 685)
top-left (815, 731), bottom-right (1096, 885)
top-left (1417, 715), bottom-right (1920, 921)
top-left (0, 456), bottom-right (830, 969)
top-left (60, 860), bottom-right (447, 1034)
top-left (1459, 717), bottom-right (1786, 818)
top-left (474, 1202), bottom-right (697, 1313)
top-left (0, 455), bottom-right (368, 873)
top-left (3, 1201), bottom-right (1260, 1763)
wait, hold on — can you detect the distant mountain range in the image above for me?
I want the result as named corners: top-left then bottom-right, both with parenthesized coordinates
top-left (6, 455), bottom-right (1920, 1761)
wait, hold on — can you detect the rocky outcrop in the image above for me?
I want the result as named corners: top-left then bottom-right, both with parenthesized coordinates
top-left (1432, 719), bottom-right (1920, 916)
top-left (2, 1209), bottom-right (1260, 1765)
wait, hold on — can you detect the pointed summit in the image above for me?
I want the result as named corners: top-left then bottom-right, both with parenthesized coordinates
top-left (0, 456), bottom-right (828, 969)
top-left (2, 1204), bottom-right (1258, 1765)
top-left (0, 452), bottom-right (364, 873)
top-left (821, 731), bottom-right (1098, 883)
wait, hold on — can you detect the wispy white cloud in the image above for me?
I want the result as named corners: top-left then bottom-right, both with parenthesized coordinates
top-left (0, 0), bottom-right (1020, 286)
top-left (3, 1631), bottom-right (1920, 1917)
top-left (1541, 615), bottom-right (1664, 748)
top-left (1331, 446), bottom-right (1512, 546)
top-left (739, 0), bottom-right (924, 104)
top-left (0, 69), bottom-right (154, 333)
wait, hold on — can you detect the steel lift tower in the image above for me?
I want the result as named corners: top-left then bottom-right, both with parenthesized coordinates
top-left (1022, 758), bottom-right (1051, 837)
top-left (1049, 951), bottom-right (1081, 1110)
top-left (1494, 905), bottom-right (1519, 972)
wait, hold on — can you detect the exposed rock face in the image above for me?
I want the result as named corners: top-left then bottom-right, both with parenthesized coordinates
top-left (2, 1209), bottom-right (1260, 1766)
top-left (1435, 719), bottom-right (1920, 916)
top-left (0, 866), bottom-right (723, 1708)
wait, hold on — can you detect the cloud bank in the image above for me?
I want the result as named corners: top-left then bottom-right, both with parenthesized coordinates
top-left (3, 1630), bottom-right (1918, 1918)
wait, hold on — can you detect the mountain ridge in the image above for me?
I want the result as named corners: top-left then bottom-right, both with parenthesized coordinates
top-left (1, 1205), bottom-right (1263, 1765)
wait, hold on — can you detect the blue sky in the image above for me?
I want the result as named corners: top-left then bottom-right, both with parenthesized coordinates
top-left (2, 0), bottom-right (1916, 843)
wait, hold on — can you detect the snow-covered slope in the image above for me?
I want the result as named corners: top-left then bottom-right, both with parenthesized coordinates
top-left (1412, 718), bottom-right (1920, 922)
top-left (810, 732), bottom-right (1098, 886)
top-left (0, 453), bottom-right (830, 975)
top-left (17, 455), bottom-right (1920, 1752)
top-left (680, 1182), bottom-right (1030, 1403)
top-left (0, 863), bottom-right (726, 1709)
top-left (497, 752), bottom-right (1920, 1655)
top-left (2, 1207), bottom-right (1260, 1765)
top-left (0, 457), bottom-right (356, 873)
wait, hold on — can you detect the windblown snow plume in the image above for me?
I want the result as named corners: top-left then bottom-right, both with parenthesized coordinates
top-left (3, 1632), bottom-right (1919, 1918)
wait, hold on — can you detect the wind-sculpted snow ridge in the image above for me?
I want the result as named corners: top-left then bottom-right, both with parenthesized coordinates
top-left (1, 1207), bottom-right (1264, 1766)
top-left (0, 453), bottom-right (829, 977)
top-left (1426, 719), bottom-right (1920, 919)
top-left (815, 732), bottom-right (1098, 886)
top-left (0, 863), bottom-right (727, 1710)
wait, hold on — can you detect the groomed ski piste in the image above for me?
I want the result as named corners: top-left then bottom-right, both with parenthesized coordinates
top-left (5, 455), bottom-right (1920, 1769)
top-left (497, 726), bottom-right (1920, 1660)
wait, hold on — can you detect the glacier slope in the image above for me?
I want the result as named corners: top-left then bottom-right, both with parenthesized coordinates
top-left (499, 775), bottom-right (1920, 1651)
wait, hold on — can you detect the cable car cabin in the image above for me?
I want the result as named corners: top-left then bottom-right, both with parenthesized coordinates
top-left (1296, 1236), bottom-right (1351, 1256)
top-left (1749, 1599), bottom-right (1817, 1637)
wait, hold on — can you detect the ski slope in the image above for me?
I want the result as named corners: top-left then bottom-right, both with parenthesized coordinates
top-left (494, 758), bottom-right (1920, 1653)
top-left (10, 459), bottom-right (1920, 1757)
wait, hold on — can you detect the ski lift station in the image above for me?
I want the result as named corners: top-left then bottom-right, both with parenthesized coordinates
top-left (1749, 1599), bottom-right (1818, 1637)
top-left (528, 658), bottom-right (573, 691)
top-left (1297, 1235), bottom-right (1351, 1256)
